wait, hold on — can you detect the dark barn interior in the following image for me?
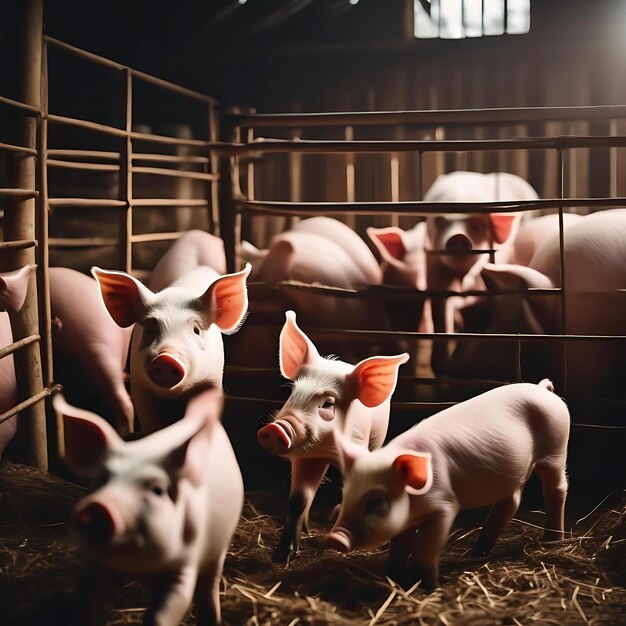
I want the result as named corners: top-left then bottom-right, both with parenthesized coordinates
top-left (1, 1), bottom-right (626, 624)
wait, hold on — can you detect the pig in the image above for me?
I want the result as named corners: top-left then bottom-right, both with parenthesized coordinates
top-left (54, 387), bottom-right (241, 626)
top-left (148, 230), bottom-right (226, 293)
top-left (368, 171), bottom-right (537, 374)
top-left (92, 261), bottom-right (251, 433)
top-left (241, 217), bottom-right (382, 285)
top-left (256, 310), bottom-right (409, 563)
top-left (50, 267), bottom-right (134, 434)
top-left (0, 265), bottom-right (36, 456)
top-left (234, 226), bottom-right (389, 369)
top-left (327, 379), bottom-right (569, 589)
top-left (450, 209), bottom-right (626, 398)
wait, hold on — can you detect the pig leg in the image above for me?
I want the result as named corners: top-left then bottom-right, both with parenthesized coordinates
top-left (409, 508), bottom-right (457, 589)
top-left (195, 551), bottom-right (226, 626)
top-left (144, 565), bottom-right (197, 626)
top-left (535, 462), bottom-right (568, 541)
top-left (384, 526), bottom-right (418, 583)
top-left (273, 457), bottom-right (329, 563)
top-left (473, 490), bottom-right (521, 555)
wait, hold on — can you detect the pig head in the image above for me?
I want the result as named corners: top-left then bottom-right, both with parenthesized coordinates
top-left (92, 264), bottom-right (250, 432)
top-left (450, 210), bottom-right (626, 398)
top-left (56, 387), bottom-right (242, 626)
top-left (257, 310), bottom-right (408, 563)
top-left (0, 265), bottom-right (36, 457)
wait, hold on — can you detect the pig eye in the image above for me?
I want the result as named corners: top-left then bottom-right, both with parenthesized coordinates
top-left (143, 318), bottom-right (158, 338)
top-left (364, 495), bottom-right (390, 516)
top-left (319, 397), bottom-right (335, 421)
top-left (152, 485), bottom-right (165, 497)
top-left (434, 216), bottom-right (448, 229)
top-left (193, 325), bottom-right (201, 336)
top-left (321, 397), bottom-right (335, 409)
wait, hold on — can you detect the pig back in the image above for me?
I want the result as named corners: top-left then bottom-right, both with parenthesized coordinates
top-left (393, 383), bottom-right (569, 509)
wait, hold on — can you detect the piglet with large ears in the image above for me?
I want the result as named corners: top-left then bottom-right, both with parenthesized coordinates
top-left (92, 263), bottom-right (251, 432)
top-left (55, 386), bottom-right (242, 626)
top-left (257, 309), bottom-right (409, 563)
top-left (327, 379), bottom-right (569, 590)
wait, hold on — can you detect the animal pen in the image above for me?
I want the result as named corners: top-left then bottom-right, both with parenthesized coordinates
top-left (1, 2), bottom-right (625, 625)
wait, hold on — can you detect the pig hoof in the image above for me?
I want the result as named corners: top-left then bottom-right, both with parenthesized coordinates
top-left (272, 544), bottom-right (295, 564)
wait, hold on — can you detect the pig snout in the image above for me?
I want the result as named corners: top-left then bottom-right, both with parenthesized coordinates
top-left (73, 501), bottom-right (116, 544)
top-left (445, 233), bottom-right (473, 252)
top-left (257, 421), bottom-right (292, 455)
top-left (326, 526), bottom-right (353, 552)
top-left (147, 352), bottom-right (186, 388)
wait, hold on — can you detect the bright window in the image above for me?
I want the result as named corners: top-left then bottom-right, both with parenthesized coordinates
top-left (414, 0), bottom-right (530, 39)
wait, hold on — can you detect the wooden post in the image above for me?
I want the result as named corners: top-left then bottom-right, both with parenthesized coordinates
top-left (4, 0), bottom-right (47, 470)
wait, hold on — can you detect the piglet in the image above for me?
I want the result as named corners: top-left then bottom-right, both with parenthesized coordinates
top-left (92, 262), bottom-right (250, 432)
top-left (50, 267), bottom-right (134, 434)
top-left (327, 379), bottom-right (569, 589)
top-left (0, 265), bottom-right (36, 456)
top-left (54, 387), bottom-right (242, 626)
top-left (257, 310), bottom-right (409, 563)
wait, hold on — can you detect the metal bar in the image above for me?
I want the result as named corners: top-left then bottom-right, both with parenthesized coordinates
top-left (130, 232), bottom-right (181, 243)
top-left (48, 198), bottom-right (126, 208)
top-left (229, 105), bottom-right (626, 129)
top-left (48, 237), bottom-right (118, 247)
top-left (47, 113), bottom-right (127, 137)
top-left (37, 37), bottom-right (57, 468)
top-left (0, 384), bottom-right (62, 426)
top-left (131, 166), bottom-right (219, 181)
top-left (4, 0), bottom-right (47, 470)
top-left (47, 159), bottom-right (120, 172)
top-left (47, 149), bottom-right (119, 160)
top-left (44, 36), bottom-right (217, 104)
top-left (0, 240), bottom-right (37, 250)
top-left (219, 116), bottom-right (238, 272)
top-left (301, 328), bottom-right (626, 343)
top-left (119, 69), bottom-right (132, 273)
top-left (208, 102), bottom-right (221, 234)
top-left (229, 135), bottom-right (626, 155)
top-left (0, 334), bottom-right (40, 360)
top-left (133, 153), bottom-right (210, 164)
top-left (609, 119), bottom-right (618, 198)
top-left (557, 148), bottom-right (567, 393)
top-left (235, 196), bottom-right (626, 217)
top-left (130, 130), bottom-right (214, 147)
top-left (131, 198), bottom-right (209, 207)
top-left (0, 141), bottom-right (37, 156)
top-left (0, 188), bottom-right (39, 198)
top-left (0, 93), bottom-right (40, 115)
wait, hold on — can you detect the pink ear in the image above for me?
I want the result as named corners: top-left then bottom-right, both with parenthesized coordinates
top-left (279, 310), bottom-right (320, 380)
top-left (348, 353), bottom-right (409, 407)
top-left (200, 264), bottom-right (251, 334)
top-left (367, 227), bottom-right (407, 262)
top-left (489, 213), bottom-right (520, 245)
top-left (91, 267), bottom-right (153, 327)
top-left (393, 452), bottom-right (432, 495)
top-left (53, 393), bottom-right (120, 476)
top-left (0, 265), bottom-right (36, 313)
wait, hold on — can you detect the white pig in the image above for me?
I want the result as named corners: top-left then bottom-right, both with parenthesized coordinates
top-left (50, 267), bottom-right (134, 434)
top-left (327, 379), bottom-right (569, 589)
top-left (256, 310), bottom-right (408, 562)
top-left (450, 210), bottom-right (626, 397)
top-left (55, 387), bottom-right (241, 626)
top-left (0, 265), bottom-right (36, 456)
top-left (92, 262), bottom-right (250, 432)
top-left (368, 171), bottom-right (536, 373)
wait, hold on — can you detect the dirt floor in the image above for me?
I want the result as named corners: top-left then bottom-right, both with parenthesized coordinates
top-left (0, 462), bottom-right (624, 626)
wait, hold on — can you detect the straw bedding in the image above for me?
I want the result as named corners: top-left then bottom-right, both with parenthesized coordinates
top-left (0, 463), bottom-right (624, 626)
